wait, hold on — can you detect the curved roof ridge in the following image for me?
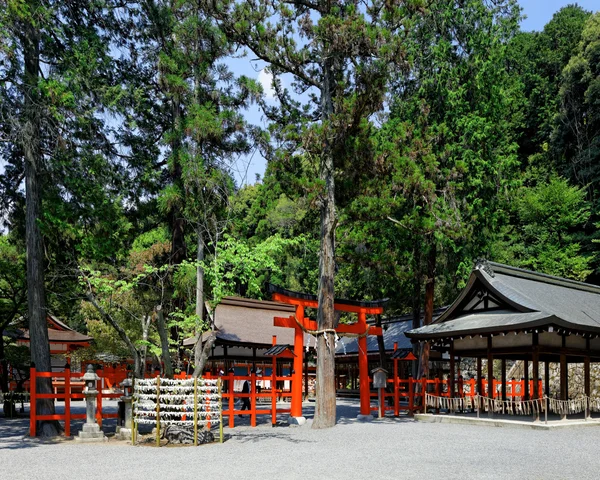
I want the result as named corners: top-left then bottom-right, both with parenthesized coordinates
top-left (483, 261), bottom-right (600, 294)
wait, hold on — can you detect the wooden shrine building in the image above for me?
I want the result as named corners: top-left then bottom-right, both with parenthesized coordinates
top-left (182, 297), bottom-right (304, 373)
top-left (14, 314), bottom-right (92, 368)
top-left (406, 260), bottom-right (600, 415)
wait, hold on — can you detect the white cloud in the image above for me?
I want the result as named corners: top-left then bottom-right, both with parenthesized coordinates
top-left (257, 69), bottom-right (276, 99)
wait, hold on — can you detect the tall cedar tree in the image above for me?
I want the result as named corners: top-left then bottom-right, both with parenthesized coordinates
top-left (0, 0), bottom-right (121, 435)
top-left (213, 0), bottom-right (410, 427)
top-left (383, 0), bottom-right (522, 377)
top-left (111, 1), bottom-right (259, 368)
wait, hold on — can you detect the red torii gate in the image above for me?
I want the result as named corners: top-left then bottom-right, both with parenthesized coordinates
top-left (270, 285), bottom-right (385, 422)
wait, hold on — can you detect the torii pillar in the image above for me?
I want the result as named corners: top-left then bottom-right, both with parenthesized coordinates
top-left (291, 305), bottom-right (306, 423)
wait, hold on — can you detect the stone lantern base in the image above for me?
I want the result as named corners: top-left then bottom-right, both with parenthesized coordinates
top-left (115, 426), bottom-right (131, 441)
top-left (75, 423), bottom-right (108, 443)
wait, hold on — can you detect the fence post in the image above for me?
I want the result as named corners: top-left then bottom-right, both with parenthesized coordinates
top-left (96, 374), bottom-right (103, 427)
top-left (29, 365), bottom-right (36, 437)
top-left (64, 362), bottom-right (71, 437)
top-left (132, 377), bottom-right (137, 445)
top-left (251, 372), bottom-right (256, 427)
top-left (408, 376), bottom-right (414, 416)
top-left (271, 362), bottom-right (277, 425)
top-left (229, 371), bottom-right (235, 428)
top-left (218, 379), bottom-right (223, 443)
top-left (393, 343), bottom-right (399, 417)
top-left (421, 377), bottom-right (427, 413)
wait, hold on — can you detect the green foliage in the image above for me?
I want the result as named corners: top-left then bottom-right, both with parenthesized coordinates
top-left (0, 236), bottom-right (27, 328)
top-left (3, 0), bottom-right (600, 378)
top-left (492, 177), bottom-right (592, 280)
top-left (507, 5), bottom-right (591, 164)
top-left (364, 0), bottom-right (523, 310)
top-left (203, 234), bottom-right (304, 308)
top-left (553, 13), bottom-right (600, 209)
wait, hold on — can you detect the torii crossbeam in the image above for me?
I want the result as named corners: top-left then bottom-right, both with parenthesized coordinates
top-left (270, 285), bottom-right (386, 423)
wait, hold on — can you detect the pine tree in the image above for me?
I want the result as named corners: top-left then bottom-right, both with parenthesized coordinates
top-left (214, 0), bottom-right (409, 428)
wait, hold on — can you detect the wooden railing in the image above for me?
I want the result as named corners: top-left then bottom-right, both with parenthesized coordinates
top-left (367, 376), bottom-right (544, 416)
top-left (29, 368), bottom-right (293, 435)
top-left (29, 366), bottom-right (122, 437)
top-left (205, 372), bottom-right (292, 428)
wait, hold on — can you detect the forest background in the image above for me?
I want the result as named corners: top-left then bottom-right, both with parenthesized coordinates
top-left (1, 0), bottom-right (599, 432)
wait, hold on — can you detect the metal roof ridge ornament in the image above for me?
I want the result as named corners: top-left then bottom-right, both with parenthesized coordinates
top-left (475, 258), bottom-right (495, 278)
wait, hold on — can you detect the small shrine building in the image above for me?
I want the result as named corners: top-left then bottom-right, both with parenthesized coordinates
top-left (406, 261), bottom-right (600, 413)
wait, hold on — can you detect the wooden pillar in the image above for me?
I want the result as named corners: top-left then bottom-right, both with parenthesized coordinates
top-left (544, 361), bottom-right (550, 397)
top-left (560, 353), bottom-right (567, 420)
top-left (532, 332), bottom-right (540, 421)
top-left (291, 306), bottom-right (305, 419)
top-left (358, 311), bottom-right (371, 416)
top-left (585, 355), bottom-right (591, 419)
top-left (476, 357), bottom-right (482, 395)
top-left (449, 341), bottom-right (455, 400)
top-left (501, 358), bottom-right (507, 402)
top-left (523, 358), bottom-right (529, 400)
top-left (487, 337), bottom-right (493, 417)
top-left (393, 342), bottom-right (399, 417)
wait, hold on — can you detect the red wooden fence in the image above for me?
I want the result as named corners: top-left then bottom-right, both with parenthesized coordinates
top-left (29, 368), bottom-right (294, 436)
top-left (368, 376), bottom-right (544, 416)
top-left (29, 365), bottom-right (545, 437)
top-left (29, 366), bottom-right (122, 437)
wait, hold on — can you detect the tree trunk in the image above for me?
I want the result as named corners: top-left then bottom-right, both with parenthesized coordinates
top-left (22, 5), bottom-right (60, 436)
top-left (418, 240), bottom-right (436, 380)
top-left (170, 93), bottom-right (187, 265)
top-left (193, 231), bottom-right (211, 376)
top-left (155, 306), bottom-right (174, 378)
top-left (411, 238), bottom-right (422, 378)
top-left (313, 53), bottom-right (337, 429)
top-left (196, 230), bottom-right (204, 320)
top-left (84, 292), bottom-right (145, 378)
top-left (193, 331), bottom-right (217, 378)
top-left (0, 333), bottom-right (9, 394)
top-left (141, 315), bottom-right (151, 377)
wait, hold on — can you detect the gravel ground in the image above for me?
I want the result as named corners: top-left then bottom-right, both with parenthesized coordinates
top-left (2, 399), bottom-right (600, 480)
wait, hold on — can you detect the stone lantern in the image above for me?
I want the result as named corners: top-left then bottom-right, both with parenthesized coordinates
top-left (75, 364), bottom-right (107, 442)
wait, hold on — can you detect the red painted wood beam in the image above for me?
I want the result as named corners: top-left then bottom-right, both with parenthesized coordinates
top-left (274, 316), bottom-right (382, 336)
top-left (272, 293), bottom-right (383, 315)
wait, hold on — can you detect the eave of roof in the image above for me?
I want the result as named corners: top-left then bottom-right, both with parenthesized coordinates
top-left (406, 311), bottom-right (552, 340)
top-left (17, 328), bottom-right (92, 343)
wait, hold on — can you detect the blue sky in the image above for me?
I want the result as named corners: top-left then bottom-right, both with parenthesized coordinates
top-left (236, 0), bottom-right (600, 185)
top-left (520, 0), bottom-right (599, 30)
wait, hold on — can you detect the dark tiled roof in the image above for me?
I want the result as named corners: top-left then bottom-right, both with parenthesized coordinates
top-left (336, 319), bottom-right (414, 355)
top-left (390, 349), bottom-right (417, 360)
top-left (407, 261), bottom-right (600, 340)
top-left (264, 344), bottom-right (294, 356)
